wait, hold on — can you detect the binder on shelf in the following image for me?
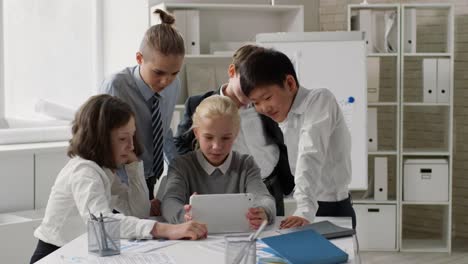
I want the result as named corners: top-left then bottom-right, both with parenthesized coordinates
top-left (372, 11), bottom-right (385, 53)
top-left (173, 10), bottom-right (187, 50)
top-left (261, 229), bottom-right (348, 264)
top-left (173, 10), bottom-right (200, 55)
top-left (278, 220), bottom-right (355, 239)
top-left (374, 157), bottom-right (388, 201)
top-left (367, 108), bottom-right (378, 151)
top-left (352, 10), bottom-right (397, 54)
top-left (356, 10), bottom-right (374, 53)
top-left (404, 8), bottom-right (417, 53)
top-left (423, 59), bottom-right (437, 103)
top-left (367, 57), bottom-right (380, 102)
top-left (186, 10), bottom-right (200, 55)
top-left (437, 58), bottom-right (450, 103)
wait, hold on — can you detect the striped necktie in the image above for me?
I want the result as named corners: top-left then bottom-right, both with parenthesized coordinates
top-left (151, 94), bottom-right (164, 179)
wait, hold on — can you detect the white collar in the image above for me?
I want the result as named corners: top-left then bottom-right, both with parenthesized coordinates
top-left (220, 83), bottom-right (228, 97)
top-left (196, 150), bottom-right (232, 175)
top-left (289, 86), bottom-right (309, 115)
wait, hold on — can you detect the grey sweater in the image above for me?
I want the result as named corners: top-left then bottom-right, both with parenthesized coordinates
top-left (162, 151), bottom-right (276, 224)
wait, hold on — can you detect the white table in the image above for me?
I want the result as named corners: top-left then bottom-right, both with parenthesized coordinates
top-left (37, 217), bottom-right (360, 264)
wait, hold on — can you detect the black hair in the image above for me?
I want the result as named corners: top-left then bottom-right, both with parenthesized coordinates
top-left (239, 48), bottom-right (299, 97)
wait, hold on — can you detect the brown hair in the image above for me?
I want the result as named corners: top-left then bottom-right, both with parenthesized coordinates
top-left (232, 44), bottom-right (264, 71)
top-left (67, 94), bottom-right (143, 169)
top-left (139, 9), bottom-right (185, 58)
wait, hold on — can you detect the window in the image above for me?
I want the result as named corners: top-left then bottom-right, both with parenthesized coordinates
top-left (1, 0), bottom-right (99, 121)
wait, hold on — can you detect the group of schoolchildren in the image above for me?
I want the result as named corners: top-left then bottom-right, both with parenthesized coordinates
top-left (30, 10), bottom-right (356, 263)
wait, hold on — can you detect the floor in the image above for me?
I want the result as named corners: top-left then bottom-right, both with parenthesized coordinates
top-left (359, 239), bottom-right (468, 263)
top-left (360, 251), bottom-right (468, 264)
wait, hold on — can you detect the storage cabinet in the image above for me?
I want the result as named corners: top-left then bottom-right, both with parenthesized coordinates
top-left (348, 3), bottom-right (400, 251)
top-left (0, 209), bottom-right (84, 264)
top-left (0, 142), bottom-right (69, 213)
top-left (348, 3), bottom-right (453, 252)
top-left (403, 159), bottom-right (449, 202)
top-left (400, 3), bottom-right (453, 253)
top-left (0, 214), bottom-right (42, 264)
top-left (354, 204), bottom-right (397, 250)
top-left (0, 152), bottom-right (34, 212)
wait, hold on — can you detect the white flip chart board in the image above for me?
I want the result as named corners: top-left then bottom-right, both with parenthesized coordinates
top-left (257, 31), bottom-right (368, 190)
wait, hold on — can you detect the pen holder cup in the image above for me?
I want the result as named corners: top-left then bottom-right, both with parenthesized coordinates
top-left (224, 235), bottom-right (256, 264)
top-left (87, 217), bottom-right (121, 256)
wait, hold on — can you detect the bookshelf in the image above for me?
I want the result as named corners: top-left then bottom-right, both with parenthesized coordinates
top-left (151, 2), bottom-right (304, 105)
top-left (348, 3), bottom-right (400, 251)
top-left (348, 3), bottom-right (454, 253)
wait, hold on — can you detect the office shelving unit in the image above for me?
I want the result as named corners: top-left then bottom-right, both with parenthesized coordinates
top-left (348, 3), bottom-right (400, 251)
top-left (348, 3), bottom-right (454, 253)
top-left (399, 3), bottom-right (453, 253)
top-left (151, 2), bottom-right (304, 105)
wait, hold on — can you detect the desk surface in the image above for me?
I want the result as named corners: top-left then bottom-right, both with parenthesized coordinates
top-left (37, 217), bottom-right (360, 264)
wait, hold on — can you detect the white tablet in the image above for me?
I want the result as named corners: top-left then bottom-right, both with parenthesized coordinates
top-left (190, 193), bottom-right (254, 234)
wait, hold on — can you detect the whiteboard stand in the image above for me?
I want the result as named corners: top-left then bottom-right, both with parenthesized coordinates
top-left (257, 31), bottom-right (368, 191)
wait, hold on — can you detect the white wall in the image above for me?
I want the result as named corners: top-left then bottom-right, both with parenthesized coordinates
top-left (101, 0), bottom-right (149, 77)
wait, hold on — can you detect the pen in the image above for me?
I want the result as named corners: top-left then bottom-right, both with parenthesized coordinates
top-left (99, 213), bottom-right (109, 250)
top-left (231, 219), bottom-right (268, 264)
top-left (100, 215), bottom-right (119, 251)
top-left (87, 206), bottom-right (102, 252)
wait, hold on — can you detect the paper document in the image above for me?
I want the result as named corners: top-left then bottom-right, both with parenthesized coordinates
top-left (120, 239), bottom-right (178, 254)
top-left (199, 239), bottom-right (279, 259)
top-left (198, 239), bottom-right (225, 253)
top-left (90, 252), bottom-right (176, 264)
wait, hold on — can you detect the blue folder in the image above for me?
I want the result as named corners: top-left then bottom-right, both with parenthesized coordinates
top-left (261, 229), bottom-right (349, 264)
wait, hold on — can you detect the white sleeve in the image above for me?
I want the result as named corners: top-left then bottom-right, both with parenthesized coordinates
top-left (293, 90), bottom-right (338, 221)
top-left (69, 162), bottom-right (154, 240)
top-left (111, 161), bottom-right (151, 219)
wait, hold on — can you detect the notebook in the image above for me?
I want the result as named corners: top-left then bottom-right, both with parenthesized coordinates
top-left (278, 220), bottom-right (355, 239)
top-left (261, 229), bottom-right (349, 264)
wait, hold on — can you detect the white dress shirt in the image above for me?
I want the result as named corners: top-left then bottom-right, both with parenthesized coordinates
top-left (279, 86), bottom-right (351, 222)
top-left (34, 157), bottom-right (155, 247)
top-left (220, 86), bottom-right (279, 179)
